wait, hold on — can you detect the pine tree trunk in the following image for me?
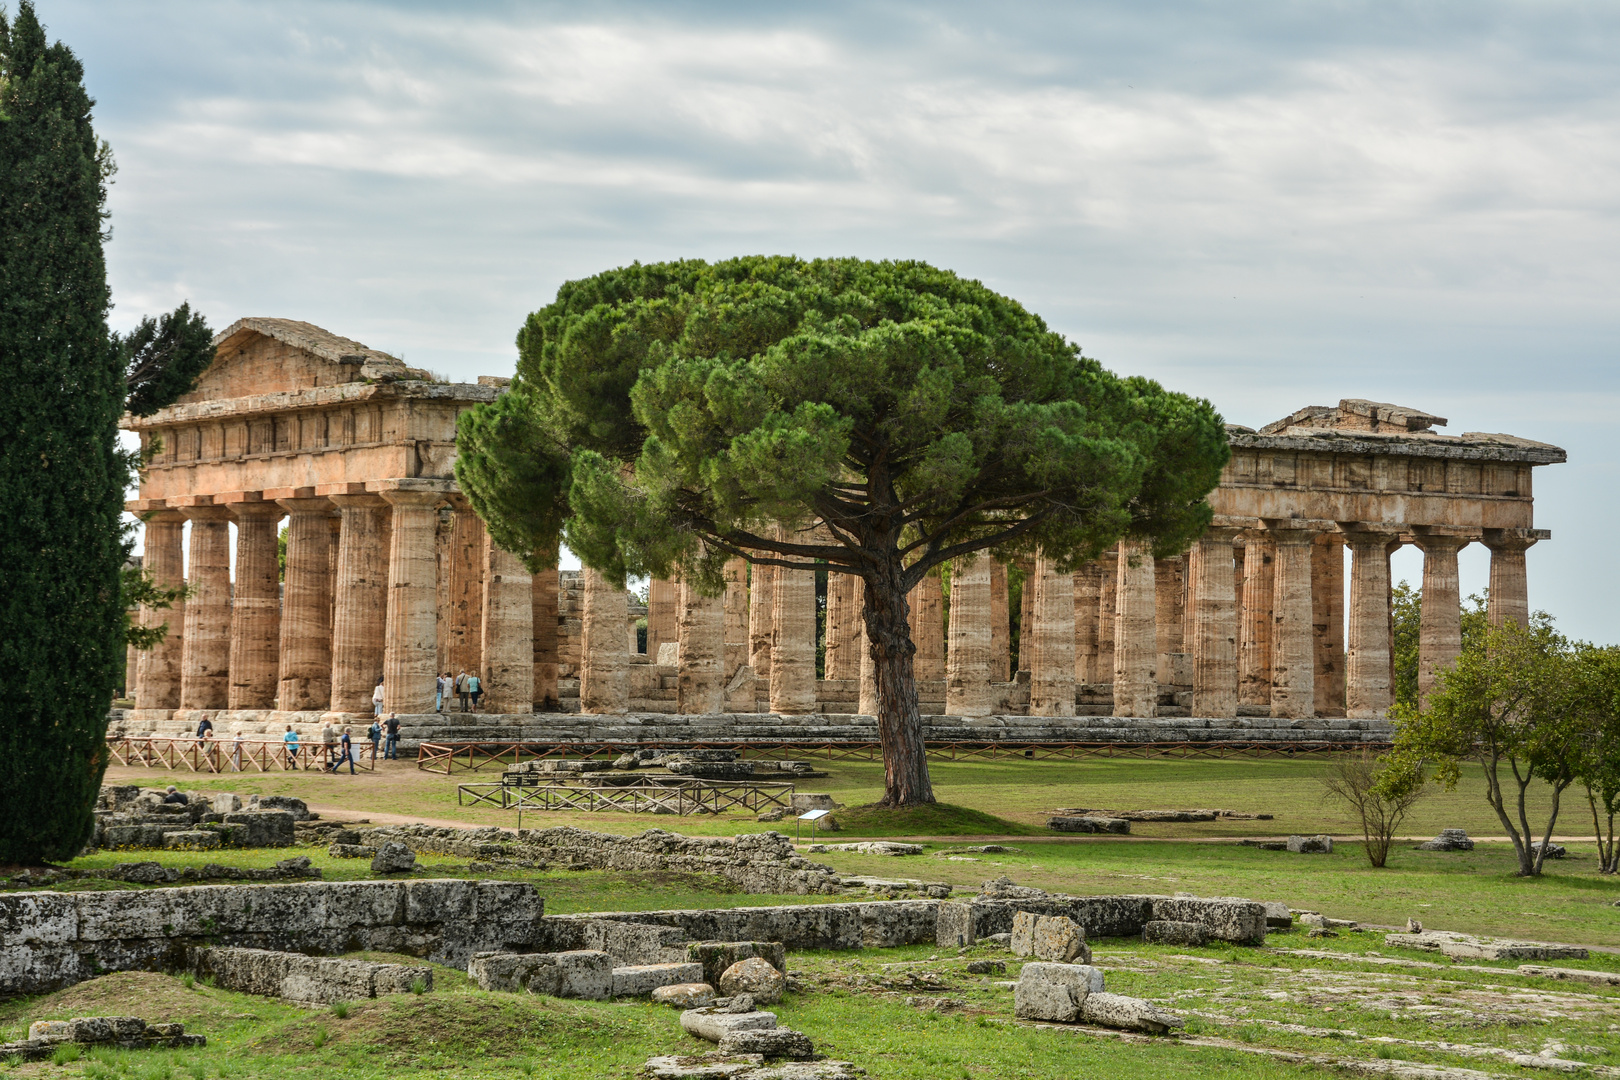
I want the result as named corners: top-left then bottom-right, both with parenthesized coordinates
top-left (862, 562), bottom-right (935, 807)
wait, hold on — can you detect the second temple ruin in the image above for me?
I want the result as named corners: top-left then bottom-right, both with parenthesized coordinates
top-left (115, 319), bottom-right (1566, 746)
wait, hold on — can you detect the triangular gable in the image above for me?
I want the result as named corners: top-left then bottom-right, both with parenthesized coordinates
top-left (179, 318), bottom-right (431, 403)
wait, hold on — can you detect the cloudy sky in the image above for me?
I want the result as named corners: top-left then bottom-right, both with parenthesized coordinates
top-left (44, 0), bottom-right (1618, 640)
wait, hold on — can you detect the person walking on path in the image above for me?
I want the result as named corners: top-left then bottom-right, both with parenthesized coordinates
top-left (372, 676), bottom-right (384, 717)
top-left (283, 725), bottom-right (300, 769)
top-left (384, 713), bottom-right (400, 760)
top-left (231, 729), bottom-right (244, 772)
top-left (467, 672), bottom-right (482, 712)
top-left (435, 672), bottom-right (447, 713)
top-left (366, 718), bottom-right (381, 762)
top-left (456, 669), bottom-right (470, 713)
top-left (329, 726), bottom-right (356, 774)
top-left (320, 723), bottom-right (336, 770)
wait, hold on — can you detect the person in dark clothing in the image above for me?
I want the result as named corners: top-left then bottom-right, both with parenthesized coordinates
top-left (195, 715), bottom-right (213, 740)
top-left (162, 785), bottom-right (188, 805)
top-left (384, 714), bottom-right (400, 760)
top-left (329, 727), bottom-right (356, 775)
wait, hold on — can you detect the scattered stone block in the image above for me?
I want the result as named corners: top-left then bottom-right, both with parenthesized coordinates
top-left (188, 946), bottom-right (432, 1004)
top-left (3, 1016), bottom-right (204, 1060)
top-left (1143, 920), bottom-right (1209, 947)
top-left (613, 962), bottom-right (706, 998)
top-left (653, 982), bottom-right (718, 1008)
top-left (210, 794), bottom-right (242, 815)
top-left (689, 942), bottom-right (786, 989)
top-left (1150, 898), bottom-right (1267, 945)
top-left (717, 1027), bottom-right (815, 1060)
top-left (679, 1006), bottom-right (779, 1042)
top-left (643, 1054), bottom-right (864, 1079)
top-left (371, 841), bottom-right (417, 874)
top-left (790, 793), bottom-right (838, 813)
top-left (1012, 962), bottom-right (1103, 1022)
top-left (1532, 841), bottom-right (1567, 860)
top-left (1079, 991), bottom-right (1184, 1034)
top-left (964, 960), bottom-right (1005, 975)
top-left (328, 843), bottom-right (377, 859)
top-left (1047, 815), bottom-right (1130, 834)
top-left (467, 950), bottom-right (613, 999)
top-left (1441, 939), bottom-right (1587, 961)
top-left (719, 957), bottom-right (787, 1003)
top-left (221, 810), bottom-right (295, 848)
top-left (1518, 965), bottom-right (1620, 986)
top-left (1010, 911), bottom-right (1090, 963)
top-left (1416, 828), bottom-right (1474, 851)
top-left (810, 842), bottom-right (922, 856)
top-left (1286, 835), bottom-right (1333, 854)
top-left (162, 831), bottom-right (220, 851)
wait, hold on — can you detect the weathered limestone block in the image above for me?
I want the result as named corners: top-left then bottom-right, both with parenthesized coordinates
top-left (1149, 898), bottom-right (1266, 945)
top-left (163, 831), bottom-right (221, 851)
top-left (188, 946), bottom-right (432, 1003)
top-left (579, 920), bottom-right (690, 965)
top-left (717, 1027), bottom-right (816, 1060)
top-left (1142, 920), bottom-right (1209, 947)
top-left (1417, 828), bottom-right (1474, 852)
top-left (613, 962), bottom-right (706, 997)
top-left (1010, 911), bottom-right (1090, 963)
top-left (256, 795), bottom-right (312, 820)
top-left (1079, 991), bottom-right (1184, 1034)
top-left (371, 841), bottom-right (417, 873)
top-left (719, 957), bottom-right (786, 1003)
top-left (680, 1006), bottom-right (778, 1043)
top-left (1286, 834), bottom-right (1333, 854)
top-left (689, 941), bottom-right (786, 989)
top-left (328, 843), bottom-right (376, 859)
top-left (467, 950), bottom-right (613, 999)
top-left (652, 982), bottom-right (717, 1008)
top-left (221, 810), bottom-right (295, 847)
top-left (1047, 815), bottom-right (1129, 835)
top-left (1013, 962), bottom-right (1103, 1022)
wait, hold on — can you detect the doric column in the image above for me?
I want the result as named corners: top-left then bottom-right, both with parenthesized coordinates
top-left (533, 564), bottom-right (560, 709)
top-left (1189, 527), bottom-right (1241, 718)
top-left (1154, 556), bottom-right (1186, 677)
top-left (1029, 551), bottom-right (1076, 716)
top-left (135, 509), bottom-right (186, 710)
top-left (1113, 540), bottom-right (1157, 717)
top-left (1484, 529), bottom-right (1538, 629)
top-left (1072, 562), bottom-right (1102, 684)
top-left (853, 575), bottom-right (879, 715)
top-left (824, 570), bottom-right (860, 680)
top-left (226, 502), bottom-right (281, 710)
top-left (722, 557), bottom-right (750, 678)
top-left (379, 490), bottom-right (441, 714)
top-left (328, 494), bottom-right (389, 714)
top-left (908, 568), bottom-right (946, 684)
top-left (647, 577), bottom-right (678, 661)
top-left (678, 577), bottom-right (725, 713)
top-left (946, 554), bottom-right (994, 716)
top-left (275, 497), bottom-right (334, 711)
top-left (770, 532), bottom-right (818, 714)
top-left (1238, 534), bottom-right (1275, 708)
top-left (579, 567), bottom-right (629, 714)
top-left (1415, 533), bottom-right (1469, 709)
top-left (446, 504), bottom-right (485, 680)
top-left (178, 504), bottom-right (232, 710)
top-left (990, 560), bottom-right (1010, 682)
top-left (1344, 529), bottom-right (1397, 719)
top-left (1015, 558), bottom-right (1037, 673)
top-left (1312, 533), bottom-right (1346, 716)
top-left (1268, 527), bottom-right (1316, 719)
top-left (748, 562), bottom-right (774, 682)
top-left (480, 533), bottom-right (534, 714)
top-left (1095, 549), bottom-right (1118, 689)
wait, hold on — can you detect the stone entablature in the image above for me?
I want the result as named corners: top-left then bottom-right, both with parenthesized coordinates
top-left (120, 322), bottom-right (1564, 734)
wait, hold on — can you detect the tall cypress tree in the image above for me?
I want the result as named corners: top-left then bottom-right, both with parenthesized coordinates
top-left (0, 3), bottom-right (127, 864)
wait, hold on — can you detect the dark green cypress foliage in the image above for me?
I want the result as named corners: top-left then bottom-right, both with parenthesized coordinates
top-left (0, 3), bottom-right (127, 864)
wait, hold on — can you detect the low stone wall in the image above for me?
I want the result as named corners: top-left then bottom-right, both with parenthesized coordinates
top-left (534, 899), bottom-right (942, 956)
top-left (111, 709), bottom-right (1393, 751)
top-left (370, 825), bottom-right (846, 896)
top-left (187, 946), bottom-right (432, 1004)
top-left (934, 895), bottom-right (1266, 947)
top-left (0, 879), bottom-right (544, 996)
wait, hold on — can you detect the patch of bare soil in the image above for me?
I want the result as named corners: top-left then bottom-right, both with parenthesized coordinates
top-left (0, 971), bottom-right (247, 1034)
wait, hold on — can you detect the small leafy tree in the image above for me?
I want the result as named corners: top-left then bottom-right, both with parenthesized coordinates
top-left (1320, 749), bottom-right (1428, 868)
top-left (456, 257), bottom-right (1228, 806)
top-left (1390, 615), bottom-right (1577, 876)
top-left (119, 301), bottom-right (214, 417)
top-left (1568, 644), bottom-right (1620, 874)
top-left (1391, 583), bottom-right (1489, 712)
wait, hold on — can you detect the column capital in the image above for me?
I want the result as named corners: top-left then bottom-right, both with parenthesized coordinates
top-left (329, 492), bottom-right (389, 510)
top-left (227, 501), bottom-right (285, 523)
top-left (177, 503), bottom-right (233, 522)
top-left (1263, 522), bottom-right (1321, 546)
top-left (1200, 525), bottom-right (1245, 545)
top-left (1482, 527), bottom-right (1548, 552)
top-left (1411, 528), bottom-right (1474, 554)
top-left (139, 507), bottom-right (187, 525)
top-left (380, 488), bottom-right (446, 510)
top-left (276, 496), bottom-right (335, 515)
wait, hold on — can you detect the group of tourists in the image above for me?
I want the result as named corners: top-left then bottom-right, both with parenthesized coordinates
top-left (436, 670), bottom-right (482, 713)
top-left (278, 714), bottom-right (400, 772)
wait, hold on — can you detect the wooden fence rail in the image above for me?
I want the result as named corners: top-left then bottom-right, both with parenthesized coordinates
top-left (107, 736), bottom-right (377, 773)
top-left (456, 777), bottom-right (796, 819)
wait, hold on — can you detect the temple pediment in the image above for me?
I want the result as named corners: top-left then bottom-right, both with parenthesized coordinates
top-left (180, 318), bottom-right (433, 404)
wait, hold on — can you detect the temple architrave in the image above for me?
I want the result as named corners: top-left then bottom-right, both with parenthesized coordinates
top-left (118, 320), bottom-right (1565, 745)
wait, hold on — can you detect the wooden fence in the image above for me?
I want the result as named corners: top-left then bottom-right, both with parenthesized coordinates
top-left (107, 735), bottom-right (377, 773)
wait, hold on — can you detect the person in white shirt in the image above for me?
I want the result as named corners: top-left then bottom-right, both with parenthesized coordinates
top-left (372, 677), bottom-right (384, 717)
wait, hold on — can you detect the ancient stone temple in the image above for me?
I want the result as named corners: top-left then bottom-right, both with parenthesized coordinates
top-left (118, 320), bottom-right (1563, 745)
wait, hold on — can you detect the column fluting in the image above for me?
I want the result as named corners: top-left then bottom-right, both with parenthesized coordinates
top-left (275, 497), bottom-right (334, 712)
top-left (379, 490), bottom-right (440, 715)
top-left (178, 505), bottom-right (233, 710)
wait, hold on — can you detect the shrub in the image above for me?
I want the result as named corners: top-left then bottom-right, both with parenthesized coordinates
top-left (1321, 749), bottom-right (1428, 868)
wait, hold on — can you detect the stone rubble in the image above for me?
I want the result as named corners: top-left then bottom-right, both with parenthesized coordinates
top-left (1416, 828), bottom-right (1474, 852)
top-left (689, 942), bottom-right (787, 989)
top-left (1046, 815), bottom-right (1131, 834)
top-left (806, 842), bottom-right (922, 856)
top-left (370, 841), bottom-right (418, 873)
top-left (0, 1016), bottom-right (205, 1061)
top-left (3, 857), bottom-right (319, 888)
top-left (718, 957), bottom-right (787, 1003)
top-left (1286, 835), bottom-right (1334, 854)
top-left (1013, 962), bottom-right (1183, 1034)
top-left (1385, 930), bottom-right (1589, 962)
top-left (654, 982), bottom-right (719, 1008)
top-left (1142, 919), bottom-right (1209, 947)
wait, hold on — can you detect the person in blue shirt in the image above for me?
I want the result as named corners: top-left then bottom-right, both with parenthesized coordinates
top-left (329, 726), bottom-right (356, 775)
top-left (282, 725), bottom-right (300, 769)
top-left (468, 673), bottom-right (482, 712)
